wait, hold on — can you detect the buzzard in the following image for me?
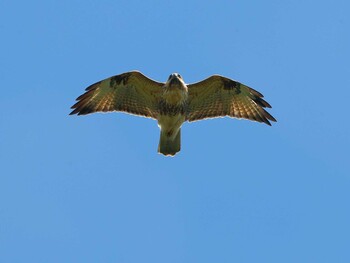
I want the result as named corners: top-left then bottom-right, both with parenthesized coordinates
top-left (70, 71), bottom-right (276, 156)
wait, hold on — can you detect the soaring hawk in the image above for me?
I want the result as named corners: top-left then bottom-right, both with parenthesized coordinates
top-left (70, 71), bottom-right (276, 156)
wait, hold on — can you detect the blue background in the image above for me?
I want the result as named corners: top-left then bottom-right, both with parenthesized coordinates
top-left (1, 0), bottom-right (350, 262)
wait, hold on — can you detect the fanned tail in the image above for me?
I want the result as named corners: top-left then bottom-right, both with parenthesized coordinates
top-left (158, 129), bottom-right (181, 156)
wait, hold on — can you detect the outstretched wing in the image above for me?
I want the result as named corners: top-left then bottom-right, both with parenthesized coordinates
top-left (70, 71), bottom-right (164, 119)
top-left (186, 75), bottom-right (276, 125)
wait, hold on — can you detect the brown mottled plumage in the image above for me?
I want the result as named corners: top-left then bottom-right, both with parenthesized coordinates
top-left (186, 75), bottom-right (276, 125)
top-left (70, 71), bottom-right (276, 156)
top-left (70, 71), bottom-right (163, 118)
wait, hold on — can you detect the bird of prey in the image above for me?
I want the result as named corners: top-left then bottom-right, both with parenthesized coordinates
top-left (70, 71), bottom-right (276, 156)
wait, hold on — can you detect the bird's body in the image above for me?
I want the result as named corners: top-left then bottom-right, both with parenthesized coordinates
top-left (70, 71), bottom-right (276, 156)
top-left (157, 74), bottom-right (188, 155)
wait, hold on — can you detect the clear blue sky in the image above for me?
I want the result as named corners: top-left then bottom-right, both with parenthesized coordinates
top-left (1, 0), bottom-right (350, 262)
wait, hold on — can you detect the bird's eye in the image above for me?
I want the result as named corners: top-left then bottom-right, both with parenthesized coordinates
top-left (177, 74), bottom-right (182, 79)
top-left (168, 74), bottom-right (173, 80)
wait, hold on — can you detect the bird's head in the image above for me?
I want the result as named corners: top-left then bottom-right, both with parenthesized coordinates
top-left (166, 73), bottom-right (186, 88)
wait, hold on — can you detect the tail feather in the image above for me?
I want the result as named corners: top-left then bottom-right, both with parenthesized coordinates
top-left (158, 129), bottom-right (181, 156)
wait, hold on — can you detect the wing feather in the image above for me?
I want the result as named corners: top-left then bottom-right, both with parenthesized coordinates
top-left (70, 71), bottom-right (164, 119)
top-left (186, 75), bottom-right (276, 125)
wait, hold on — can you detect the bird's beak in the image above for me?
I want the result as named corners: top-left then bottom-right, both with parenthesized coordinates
top-left (168, 75), bottom-right (181, 86)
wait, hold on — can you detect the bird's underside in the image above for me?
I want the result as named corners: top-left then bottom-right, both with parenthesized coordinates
top-left (70, 71), bottom-right (276, 156)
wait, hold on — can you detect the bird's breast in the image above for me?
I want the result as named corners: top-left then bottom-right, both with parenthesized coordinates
top-left (158, 84), bottom-right (188, 116)
top-left (162, 87), bottom-right (188, 105)
top-left (158, 99), bottom-right (187, 116)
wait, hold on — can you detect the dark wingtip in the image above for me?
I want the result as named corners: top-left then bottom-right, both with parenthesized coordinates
top-left (261, 99), bottom-right (272, 108)
top-left (255, 97), bottom-right (272, 108)
top-left (261, 116), bottom-right (271, 126)
top-left (264, 115), bottom-right (277, 125)
top-left (270, 115), bottom-right (277, 122)
top-left (249, 87), bottom-right (264, 98)
top-left (69, 108), bottom-right (79, 115)
top-left (265, 111), bottom-right (277, 122)
top-left (257, 107), bottom-right (277, 126)
top-left (85, 81), bottom-right (101, 91)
